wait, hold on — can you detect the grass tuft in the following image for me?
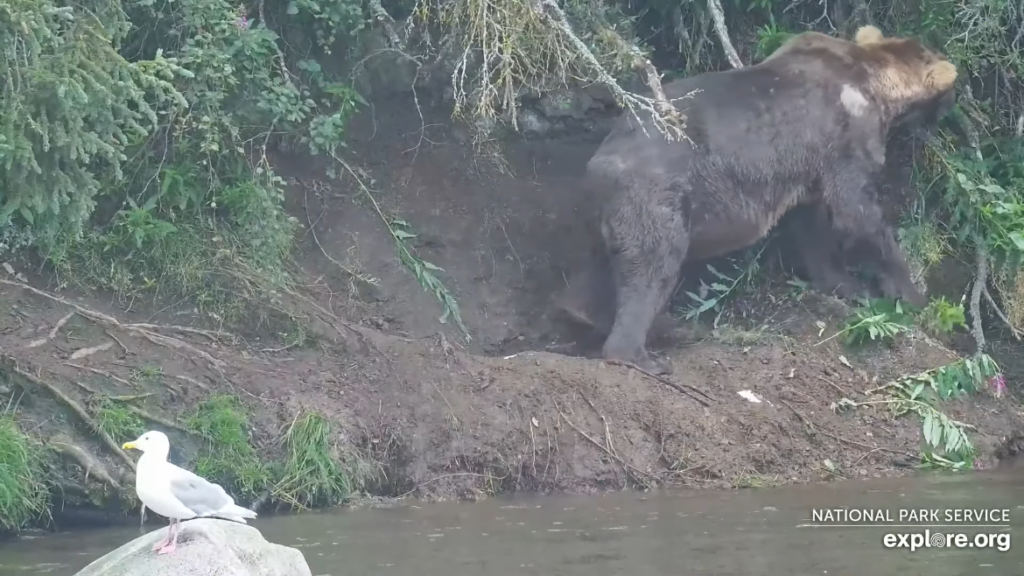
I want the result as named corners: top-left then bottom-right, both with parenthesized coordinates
top-left (186, 394), bottom-right (269, 501)
top-left (0, 417), bottom-right (49, 532)
top-left (95, 400), bottom-right (146, 443)
top-left (272, 412), bottom-right (367, 510)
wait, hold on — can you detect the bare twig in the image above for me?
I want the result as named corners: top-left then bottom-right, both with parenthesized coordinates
top-left (982, 283), bottom-right (1022, 340)
top-left (556, 407), bottom-right (656, 487)
top-left (817, 374), bottom-right (851, 398)
top-left (780, 399), bottom-right (915, 458)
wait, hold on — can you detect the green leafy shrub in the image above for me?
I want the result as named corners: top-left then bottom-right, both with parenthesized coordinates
top-left (186, 394), bottom-right (269, 501)
top-left (0, 417), bottom-right (48, 532)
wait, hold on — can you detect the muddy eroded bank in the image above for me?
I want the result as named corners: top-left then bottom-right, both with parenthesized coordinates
top-left (2, 96), bottom-right (1023, 533)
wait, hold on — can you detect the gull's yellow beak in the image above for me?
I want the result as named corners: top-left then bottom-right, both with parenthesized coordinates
top-left (122, 441), bottom-right (137, 450)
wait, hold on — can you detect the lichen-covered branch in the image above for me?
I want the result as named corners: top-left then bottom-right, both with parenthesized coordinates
top-left (707, 0), bottom-right (744, 69)
top-left (368, 0), bottom-right (402, 47)
top-left (413, 0), bottom-right (694, 144)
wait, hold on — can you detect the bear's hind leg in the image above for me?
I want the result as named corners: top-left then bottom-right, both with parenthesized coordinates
top-left (601, 194), bottom-right (689, 375)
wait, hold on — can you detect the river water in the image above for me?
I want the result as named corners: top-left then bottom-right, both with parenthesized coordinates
top-left (2, 471), bottom-right (1021, 575)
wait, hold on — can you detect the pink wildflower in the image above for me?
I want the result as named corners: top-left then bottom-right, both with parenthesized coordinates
top-left (989, 373), bottom-right (1006, 398)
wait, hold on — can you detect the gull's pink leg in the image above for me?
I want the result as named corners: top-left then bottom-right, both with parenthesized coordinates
top-left (156, 519), bottom-right (180, 555)
top-left (151, 522), bottom-right (172, 551)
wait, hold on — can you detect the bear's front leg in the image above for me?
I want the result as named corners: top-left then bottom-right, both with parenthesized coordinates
top-left (782, 203), bottom-right (875, 300)
top-left (824, 171), bottom-right (926, 307)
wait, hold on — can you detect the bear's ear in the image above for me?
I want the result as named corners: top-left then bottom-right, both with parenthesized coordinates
top-left (926, 61), bottom-right (958, 90)
top-left (855, 25), bottom-right (884, 45)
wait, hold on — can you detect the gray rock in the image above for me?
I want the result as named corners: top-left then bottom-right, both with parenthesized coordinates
top-left (73, 518), bottom-right (311, 576)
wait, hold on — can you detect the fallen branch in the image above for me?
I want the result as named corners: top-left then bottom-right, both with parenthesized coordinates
top-left (603, 359), bottom-right (714, 406)
top-left (706, 0), bottom-right (743, 69)
top-left (6, 359), bottom-right (137, 472)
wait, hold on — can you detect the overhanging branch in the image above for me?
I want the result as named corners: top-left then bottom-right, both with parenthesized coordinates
top-left (534, 0), bottom-right (693, 142)
top-left (706, 0), bottom-right (743, 69)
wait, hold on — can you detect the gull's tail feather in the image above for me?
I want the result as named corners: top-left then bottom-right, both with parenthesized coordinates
top-left (210, 503), bottom-right (258, 524)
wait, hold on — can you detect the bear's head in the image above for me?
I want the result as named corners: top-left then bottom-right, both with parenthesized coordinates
top-left (853, 25), bottom-right (957, 121)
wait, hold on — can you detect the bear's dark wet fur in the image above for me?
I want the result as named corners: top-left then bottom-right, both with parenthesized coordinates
top-left (776, 86), bottom-right (956, 300)
top-left (556, 25), bottom-right (958, 375)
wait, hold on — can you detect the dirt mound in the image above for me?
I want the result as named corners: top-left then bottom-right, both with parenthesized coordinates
top-left (2, 276), bottom-right (1020, 506)
top-left (2, 93), bottom-right (1023, 526)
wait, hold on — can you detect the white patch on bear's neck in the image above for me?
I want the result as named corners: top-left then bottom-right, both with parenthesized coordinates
top-left (840, 84), bottom-right (870, 117)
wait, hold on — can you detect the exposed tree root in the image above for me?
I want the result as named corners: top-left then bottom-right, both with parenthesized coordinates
top-left (0, 279), bottom-right (228, 376)
top-left (4, 357), bottom-right (138, 473)
top-left (49, 434), bottom-right (123, 491)
top-left (26, 311), bottom-right (75, 348)
top-left (982, 283), bottom-right (1023, 340)
top-left (118, 403), bottom-right (191, 434)
top-left (64, 362), bottom-right (133, 387)
top-left (122, 323), bottom-right (235, 344)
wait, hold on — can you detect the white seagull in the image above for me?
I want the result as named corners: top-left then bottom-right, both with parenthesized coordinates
top-left (122, 430), bottom-right (257, 554)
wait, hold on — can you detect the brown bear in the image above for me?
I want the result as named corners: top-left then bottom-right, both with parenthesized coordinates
top-left (778, 81), bottom-right (956, 301)
top-left (558, 25), bottom-right (958, 375)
